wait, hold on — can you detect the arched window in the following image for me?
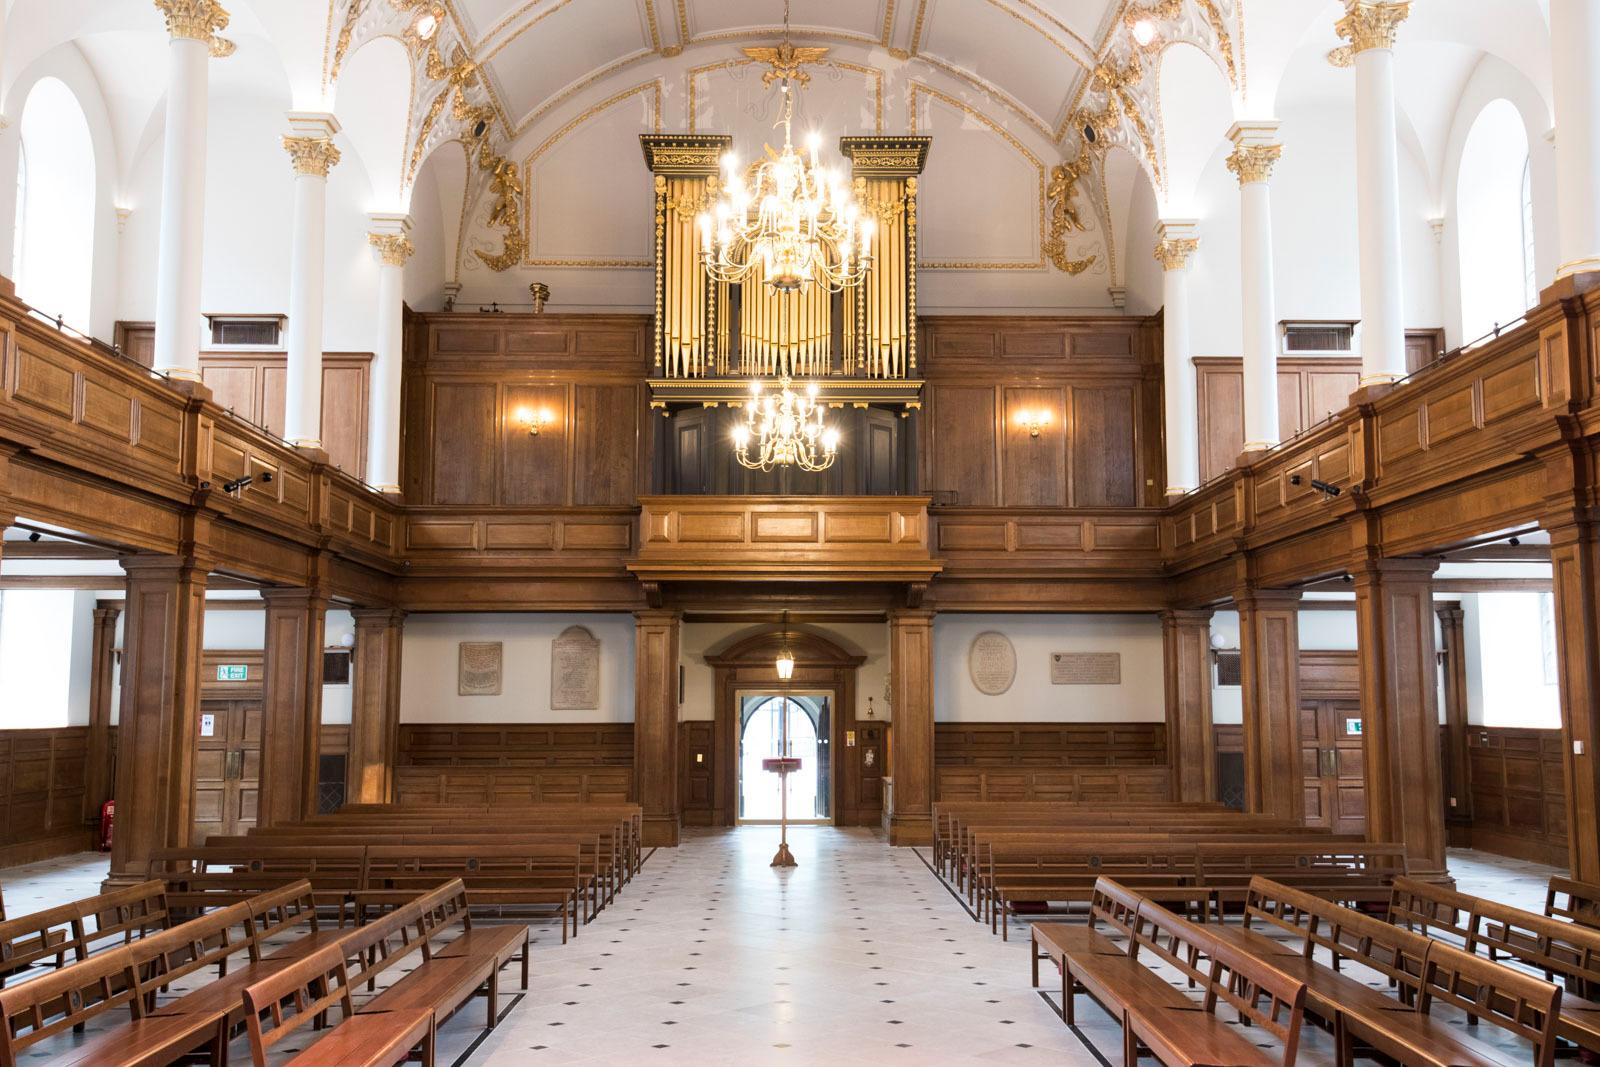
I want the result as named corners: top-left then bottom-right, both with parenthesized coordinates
top-left (1456, 99), bottom-right (1532, 344)
top-left (13, 78), bottom-right (95, 331)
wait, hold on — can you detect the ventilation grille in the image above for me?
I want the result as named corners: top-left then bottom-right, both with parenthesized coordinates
top-left (1281, 321), bottom-right (1355, 353)
top-left (1214, 649), bottom-right (1243, 687)
top-left (207, 315), bottom-right (282, 346)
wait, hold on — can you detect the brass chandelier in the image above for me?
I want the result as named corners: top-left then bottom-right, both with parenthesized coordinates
top-left (732, 377), bottom-right (839, 472)
top-left (697, 2), bottom-right (872, 294)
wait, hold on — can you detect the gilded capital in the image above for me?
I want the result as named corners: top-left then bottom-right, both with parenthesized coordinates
top-left (154, 0), bottom-right (230, 43)
top-left (1154, 237), bottom-right (1199, 271)
top-left (283, 135), bottom-right (341, 178)
top-left (368, 232), bottom-right (416, 267)
top-left (1335, 1), bottom-right (1410, 53)
top-left (1226, 142), bottom-right (1282, 185)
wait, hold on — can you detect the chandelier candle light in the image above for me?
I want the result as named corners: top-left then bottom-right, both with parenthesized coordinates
top-left (732, 377), bottom-right (839, 471)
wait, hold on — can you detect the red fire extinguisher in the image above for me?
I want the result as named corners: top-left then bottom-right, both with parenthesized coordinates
top-left (99, 801), bottom-right (114, 852)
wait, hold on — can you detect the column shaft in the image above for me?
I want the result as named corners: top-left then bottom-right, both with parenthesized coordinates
top-left (1547, 516), bottom-right (1600, 882)
top-left (1236, 589), bottom-right (1303, 821)
top-left (1436, 604), bottom-right (1472, 836)
top-left (366, 223), bottom-right (413, 493)
top-left (887, 608), bottom-right (935, 845)
top-left (1229, 129), bottom-right (1284, 452)
top-left (258, 589), bottom-right (328, 826)
top-left (109, 555), bottom-right (208, 881)
top-left (634, 610), bottom-right (682, 846)
top-left (1156, 225), bottom-right (1200, 495)
top-left (284, 171), bottom-right (329, 447)
top-left (1162, 609), bottom-right (1215, 802)
top-left (348, 608), bottom-right (405, 804)
top-left (1551, 0), bottom-right (1600, 279)
top-left (1352, 558), bottom-right (1445, 873)
top-left (85, 604), bottom-right (121, 816)
top-left (152, 36), bottom-right (211, 380)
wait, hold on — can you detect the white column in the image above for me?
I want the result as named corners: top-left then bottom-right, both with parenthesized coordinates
top-left (1551, 0), bottom-right (1600, 280)
top-left (366, 215), bottom-right (413, 494)
top-left (1228, 124), bottom-right (1283, 453)
top-left (281, 113), bottom-right (341, 450)
top-left (1156, 220), bottom-right (1200, 496)
top-left (151, 0), bottom-right (231, 381)
top-left (1337, 1), bottom-right (1410, 386)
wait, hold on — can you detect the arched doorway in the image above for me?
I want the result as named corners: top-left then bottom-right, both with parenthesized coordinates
top-left (706, 629), bottom-right (883, 828)
top-left (738, 693), bottom-right (829, 822)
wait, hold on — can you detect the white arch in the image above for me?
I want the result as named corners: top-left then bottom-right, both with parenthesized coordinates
top-left (1157, 41), bottom-right (1235, 215)
top-left (334, 36), bottom-right (414, 213)
top-left (13, 77), bottom-right (97, 331)
top-left (1454, 99), bottom-right (1534, 344)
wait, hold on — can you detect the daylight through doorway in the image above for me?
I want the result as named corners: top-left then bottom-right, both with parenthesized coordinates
top-left (737, 692), bottom-right (831, 823)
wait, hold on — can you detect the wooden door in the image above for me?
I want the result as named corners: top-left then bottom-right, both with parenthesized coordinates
top-left (193, 700), bottom-right (262, 841)
top-left (1300, 698), bottom-right (1365, 834)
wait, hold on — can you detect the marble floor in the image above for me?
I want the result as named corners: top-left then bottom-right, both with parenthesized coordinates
top-left (1, 834), bottom-right (1567, 1066)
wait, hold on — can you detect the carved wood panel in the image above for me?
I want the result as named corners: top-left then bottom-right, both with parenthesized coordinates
top-left (1465, 726), bottom-right (1566, 866)
top-left (0, 728), bottom-right (91, 865)
top-left (199, 353), bottom-right (371, 478)
top-left (1194, 357), bottom-right (1362, 483)
top-left (934, 721), bottom-right (1167, 767)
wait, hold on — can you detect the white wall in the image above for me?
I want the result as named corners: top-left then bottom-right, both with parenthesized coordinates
top-left (932, 614), bottom-right (1165, 723)
top-left (398, 613), bottom-right (635, 724)
top-left (1461, 591), bottom-right (1561, 728)
top-left (679, 621), bottom-right (889, 725)
top-left (0, 589), bottom-right (81, 727)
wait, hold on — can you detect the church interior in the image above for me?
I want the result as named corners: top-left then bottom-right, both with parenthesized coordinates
top-left (1, 0), bottom-right (1599, 1063)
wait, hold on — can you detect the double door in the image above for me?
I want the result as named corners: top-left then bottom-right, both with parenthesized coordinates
top-left (1300, 698), bottom-right (1365, 834)
top-left (193, 699), bottom-right (261, 842)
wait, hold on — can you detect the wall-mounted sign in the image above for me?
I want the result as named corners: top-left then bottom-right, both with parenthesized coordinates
top-left (1050, 652), bottom-right (1121, 685)
top-left (458, 642), bottom-right (503, 696)
top-left (551, 626), bottom-right (601, 710)
top-left (968, 631), bottom-right (1017, 695)
top-left (199, 714), bottom-right (216, 737)
top-left (1345, 717), bottom-right (1363, 736)
top-left (215, 664), bottom-right (248, 682)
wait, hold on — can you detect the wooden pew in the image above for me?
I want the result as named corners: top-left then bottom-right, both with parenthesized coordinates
top-left (0, 881), bottom-right (170, 987)
top-left (146, 846), bottom-right (366, 913)
top-left (362, 843), bottom-right (584, 943)
top-left (1546, 875), bottom-right (1600, 932)
top-left (0, 944), bottom-right (226, 1067)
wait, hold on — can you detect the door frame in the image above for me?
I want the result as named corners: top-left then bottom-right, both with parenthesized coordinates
top-left (733, 688), bottom-right (836, 825)
top-left (707, 630), bottom-right (864, 828)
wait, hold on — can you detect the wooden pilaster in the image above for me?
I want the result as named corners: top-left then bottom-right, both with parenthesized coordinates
top-left (634, 609), bottom-right (681, 847)
top-left (1547, 514), bottom-right (1600, 882)
top-left (109, 554), bottom-right (208, 882)
top-left (348, 608), bottom-right (405, 805)
top-left (1236, 589), bottom-right (1303, 822)
top-left (1353, 558), bottom-right (1446, 874)
top-left (887, 608), bottom-right (935, 845)
top-left (85, 603), bottom-right (121, 816)
top-left (258, 588), bottom-right (328, 827)
top-left (1436, 604), bottom-right (1472, 841)
top-left (1162, 608), bottom-right (1215, 802)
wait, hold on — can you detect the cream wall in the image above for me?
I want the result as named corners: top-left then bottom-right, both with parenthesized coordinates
top-left (678, 621), bottom-right (889, 725)
top-left (932, 614), bottom-right (1165, 723)
top-left (398, 613), bottom-right (635, 724)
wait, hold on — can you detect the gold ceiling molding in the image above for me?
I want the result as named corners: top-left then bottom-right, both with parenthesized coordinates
top-left (881, 0), bottom-right (897, 48)
top-left (519, 80), bottom-right (664, 268)
top-left (1225, 142), bottom-right (1281, 185)
top-left (908, 82), bottom-right (1046, 271)
top-left (514, 51), bottom-right (655, 137)
top-left (1043, 150), bottom-right (1097, 275)
top-left (1335, 1), bottom-right (1410, 53)
top-left (742, 42), bottom-right (832, 88)
top-left (644, 0), bottom-right (663, 54)
top-left (909, 0), bottom-right (930, 55)
top-left (476, 0), bottom-right (570, 56)
top-left (407, 40), bottom-right (495, 179)
top-left (989, 0), bottom-right (1097, 64)
top-left (676, 0), bottom-right (690, 48)
top-left (479, 0), bottom-right (578, 63)
top-left (688, 58), bottom-right (884, 136)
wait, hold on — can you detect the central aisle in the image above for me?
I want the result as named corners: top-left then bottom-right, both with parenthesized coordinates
top-left (474, 825), bottom-right (1105, 1065)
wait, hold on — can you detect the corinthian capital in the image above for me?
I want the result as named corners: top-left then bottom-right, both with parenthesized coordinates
top-left (368, 233), bottom-right (416, 267)
top-left (283, 136), bottom-right (341, 178)
top-left (1226, 142), bottom-right (1282, 185)
top-left (1154, 237), bottom-right (1200, 272)
top-left (1335, 1), bottom-right (1410, 53)
top-left (154, 0), bottom-right (230, 43)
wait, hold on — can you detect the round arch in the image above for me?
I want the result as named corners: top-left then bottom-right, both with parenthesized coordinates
top-left (1455, 98), bottom-right (1533, 343)
top-left (13, 76), bottom-right (96, 331)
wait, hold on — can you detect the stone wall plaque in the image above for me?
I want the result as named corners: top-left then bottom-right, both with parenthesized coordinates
top-left (551, 625), bottom-right (601, 711)
top-left (458, 642), bottom-right (503, 696)
top-left (968, 631), bottom-right (1017, 696)
top-left (1050, 651), bottom-right (1121, 685)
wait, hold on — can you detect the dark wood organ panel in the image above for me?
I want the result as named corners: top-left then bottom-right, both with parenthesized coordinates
top-left (656, 405), bottom-right (914, 495)
top-left (404, 314), bottom-right (650, 506)
top-left (918, 317), bottom-right (1162, 508)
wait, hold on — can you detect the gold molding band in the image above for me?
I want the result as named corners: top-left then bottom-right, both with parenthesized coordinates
top-left (1335, 1), bottom-right (1410, 53)
top-left (154, 0), bottom-right (229, 42)
top-left (1155, 237), bottom-right (1199, 271)
top-left (1226, 143), bottom-right (1282, 185)
top-left (368, 233), bottom-right (416, 267)
top-left (282, 135), bottom-right (341, 177)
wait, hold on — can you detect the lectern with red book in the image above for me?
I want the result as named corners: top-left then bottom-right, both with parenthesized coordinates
top-left (762, 757), bottom-right (803, 867)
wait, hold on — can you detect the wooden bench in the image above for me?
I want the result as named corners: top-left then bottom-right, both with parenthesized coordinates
top-left (1046, 877), bottom-right (1307, 1065)
top-left (147, 846), bottom-right (366, 913)
top-left (0, 881), bottom-right (170, 987)
top-left (1546, 875), bottom-right (1600, 932)
top-left (0, 944), bottom-right (226, 1067)
top-left (363, 843), bottom-right (584, 943)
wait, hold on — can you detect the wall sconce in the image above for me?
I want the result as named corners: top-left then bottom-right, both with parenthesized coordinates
top-left (1016, 409), bottom-right (1051, 438)
top-left (515, 408), bottom-right (552, 437)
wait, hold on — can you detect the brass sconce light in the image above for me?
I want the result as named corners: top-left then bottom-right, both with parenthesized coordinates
top-left (515, 408), bottom-right (552, 437)
top-left (1016, 409), bottom-right (1051, 438)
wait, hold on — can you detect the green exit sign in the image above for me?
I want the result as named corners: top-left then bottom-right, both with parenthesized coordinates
top-left (216, 664), bottom-right (249, 682)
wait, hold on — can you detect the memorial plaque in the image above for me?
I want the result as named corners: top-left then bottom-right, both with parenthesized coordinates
top-left (1050, 651), bottom-right (1121, 685)
top-left (968, 631), bottom-right (1017, 696)
top-left (551, 625), bottom-right (601, 710)
top-left (458, 641), bottom-right (503, 696)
